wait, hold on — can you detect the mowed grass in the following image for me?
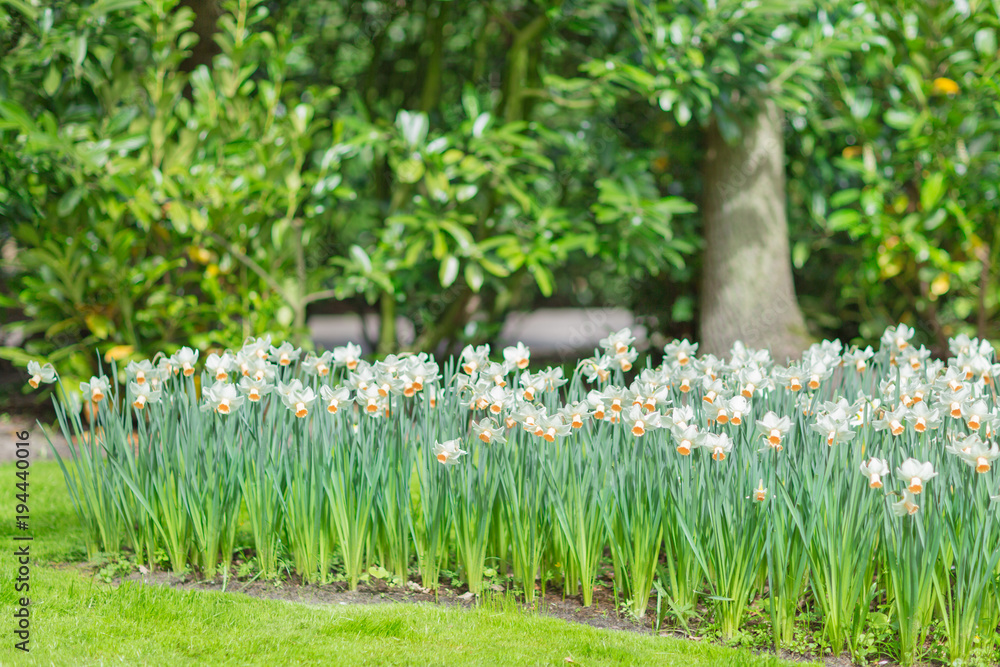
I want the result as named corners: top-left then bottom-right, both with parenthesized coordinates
top-left (1, 461), bottom-right (817, 666)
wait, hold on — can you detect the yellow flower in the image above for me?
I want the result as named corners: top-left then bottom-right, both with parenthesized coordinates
top-left (932, 77), bottom-right (959, 95)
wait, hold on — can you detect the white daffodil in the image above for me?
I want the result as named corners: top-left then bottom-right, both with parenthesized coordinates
top-left (891, 490), bottom-right (920, 516)
top-left (843, 345), bottom-right (874, 372)
top-left (753, 479), bottom-right (767, 502)
top-left (201, 381), bottom-right (244, 415)
top-left (663, 339), bottom-right (698, 366)
top-left (433, 439), bottom-right (466, 466)
top-left (319, 385), bottom-right (352, 414)
top-left (80, 376), bottom-right (111, 403)
top-left (302, 351), bottom-right (333, 377)
top-left (459, 344), bottom-right (491, 375)
top-left (896, 458), bottom-right (937, 494)
top-left (277, 379), bottom-right (317, 418)
top-left (600, 328), bottom-right (635, 358)
top-left (860, 457), bottom-right (890, 489)
top-left (537, 415), bottom-right (572, 442)
top-left (811, 411), bottom-right (856, 446)
top-left (703, 432), bottom-right (733, 462)
top-left (172, 347), bottom-right (199, 377)
top-left (269, 342), bottom-right (301, 367)
top-left (503, 343), bottom-right (531, 370)
top-left (671, 423), bottom-right (699, 456)
top-left (26, 360), bottom-right (57, 389)
top-left (757, 411), bottom-right (791, 450)
top-left (904, 401), bottom-right (942, 433)
top-left (129, 381), bottom-right (162, 410)
top-left (946, 434), bottom-right (1000, 474)
top-left (558, 401), bottom-right (592, 429)
top-left (579, 355), bottom-right (612, 383)
top-left (873, 404), bottom-right (908, 437)
top-left (472, 417), bottom-right (507, 445)
top-left (205, 352), bottom-right (236, 382)
top-left (332, 342), bottom-right (362, 370)
top-left (238, 375), bottom-right (272, 403)
top-left (623, 405), bottom-right (661, 437)
top-left (126, 359), bottom-right (156, 386)
top-left (726, 395), bottom-right (750, 426)
top-left (881, 323), bottom-right (915, 353)
top-left (241, 335), bottom-right (272, 361)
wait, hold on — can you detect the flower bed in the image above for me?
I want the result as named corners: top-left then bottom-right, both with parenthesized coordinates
top-left (29, 325), bottom-right (1000, 666)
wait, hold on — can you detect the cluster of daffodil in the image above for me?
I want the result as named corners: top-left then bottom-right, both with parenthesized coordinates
top-left (33, 324), bottom-right (1000, 666)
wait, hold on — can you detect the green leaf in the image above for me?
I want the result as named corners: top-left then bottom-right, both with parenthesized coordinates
top-left (440, 255), bottom-right (459, 288)
top-left (43, 65), bottom-right (61, 96)
top-left (396, 158), bottom-right (425, 184)
top-left (529, 261), bottom-right (553, 297)
top-left (57, 188), bottom-right (83, 217)
top-left (464, 264), bottom-right (484, 293)
top-left (84, 313), bottom-right (112, 340)
top-left (920, 173), bottom-right (945, 211)
top-left (884, 109), bottom-right (916, 130)
top-left (827, 209), bottom-right (861, 232)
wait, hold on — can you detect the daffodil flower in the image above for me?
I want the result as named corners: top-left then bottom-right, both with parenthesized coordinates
top-left (277, 379), bottom-right (317, 418)
top-left (579, 355), bottom-right (612, 383)
top-left (671, 423), bottom-right (699, 456)
top-left (946, 434), bottom-right (1000, 474)
top-left (623, 405), bottom-right (661, 437)
top-left (201, 381), bottom-right (244, 415)
top-left (663, 339), bottom-right (698, 366)
top-left (599, 328), bottom-right (635, 358)
top-left (80, 376), bottom-right (111, 403)
top-left (881, 323), bottom-right (915, 353)
top-left (205, 352), bottom-right (236, 382)
top-left (537, 414), bottom-right (572, 442)
top-left (459, 344), bottom-right (491, 375)
top-left (332, 342), bottom-right (363, 370)
top-left (962, 399), bottom-right (996, 432)
top-left (26, 360), bottom-right (57, 389)
top-left (502, 343), bottom-right (531, 370)
top-left (241, 335), bottom-right (273, 361)
top-left (873, 404), bottom-right (909, 437)
top-left (238, 376), bottom-right (272, 403)
top-left (859, 457), bottom-right (890, 488)
top-left (737, 365), bottom-right (772, 398)
top-left (302, 351), bottom-right (334, 377)
top-left (757, 411), bottom-right (791, 450)
top-left (701, 378), bottom-right (724, 404)
top-left (434, 438), bottom-right (466, 465)
top-left (669, 404), bottom-right (695, 430)
top-left (357, 385), bottom-right (387, 414)
top-left (753, 479), bottom-right (767, 502)
top-left (811, 411), bottom-right (856, 446)
top-left (320, 385), bottom-right (353, 413)
top-left (726, 395), bottom-right (750, 426)
top-left (269, 342), bottom-right (301, 367)
top-left (129, 381), bottom-right (162, 410)
top-left (703, 432), bottom-right (733, 461)
top-left (896, 458), bottom-right (937, 494)
top-left (774, 365), bottom-right (804, 392)
top-left (472, 417), bottom-right (507, 444)
top-left (904, 402), bottom-right (941, 433)
top-left (172, 347), bottom-right (199, 377)
top-left (126, 359), bottom-right (156, 385)
top-left (843, 345), bottom-right (874, 372)
top-left (558, 401), bottom-right (592, 429)
top-left (891, 490), bottom-right (920, 516)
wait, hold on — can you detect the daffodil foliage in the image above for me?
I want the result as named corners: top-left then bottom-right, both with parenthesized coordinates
top-left (31, 324), bottom-right (1000, 665)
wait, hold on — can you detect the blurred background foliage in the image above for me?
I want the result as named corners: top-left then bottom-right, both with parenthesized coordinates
top-left (1, 0), bottom-right (998, 388)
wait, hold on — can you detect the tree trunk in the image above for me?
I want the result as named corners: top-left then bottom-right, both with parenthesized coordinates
top-left (698, 100), bottom-right (810, 362)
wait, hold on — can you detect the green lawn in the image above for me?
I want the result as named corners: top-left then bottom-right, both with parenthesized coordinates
top-left (0, 461), bottom-right (816, 666)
